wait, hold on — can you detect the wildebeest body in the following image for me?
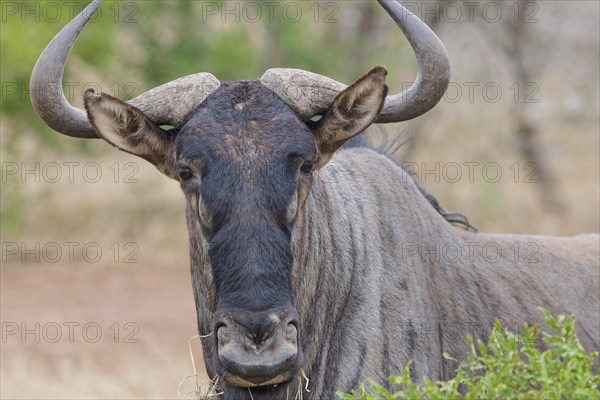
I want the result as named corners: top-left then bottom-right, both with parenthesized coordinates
top-left (191, 143), bottom-right (600, 398)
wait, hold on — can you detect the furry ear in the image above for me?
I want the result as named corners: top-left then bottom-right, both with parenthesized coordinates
top-left (311, 66), bottom-right (388, 166)
top-left (84, 89), bottom-right (176, 177)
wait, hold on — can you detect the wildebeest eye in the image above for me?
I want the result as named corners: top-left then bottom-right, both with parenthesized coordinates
top-left (300, 161), bottom-right (314, 174)
top-left (178, 165), bottom-right (193, 182)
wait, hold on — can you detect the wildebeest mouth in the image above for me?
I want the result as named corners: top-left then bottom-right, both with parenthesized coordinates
top-left (221, 372), bottom-right (295, 388)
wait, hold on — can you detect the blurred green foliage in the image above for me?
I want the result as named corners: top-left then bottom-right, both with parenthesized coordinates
top-left (1, 0), bottom-right (409, 143)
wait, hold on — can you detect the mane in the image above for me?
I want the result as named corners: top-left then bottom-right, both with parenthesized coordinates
top-left (344, 126), bottom-right (477, 232)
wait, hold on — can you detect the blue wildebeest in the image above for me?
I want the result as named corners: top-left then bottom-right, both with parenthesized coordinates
top-left (31, 0), bottom-right (599, 398)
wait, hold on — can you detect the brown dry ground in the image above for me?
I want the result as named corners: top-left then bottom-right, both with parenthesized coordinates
top-left (1, 263), bottom-right (212, 399)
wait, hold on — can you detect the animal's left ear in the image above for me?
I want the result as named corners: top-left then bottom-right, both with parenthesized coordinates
top-left (311, 66), bottom-right (388, 167)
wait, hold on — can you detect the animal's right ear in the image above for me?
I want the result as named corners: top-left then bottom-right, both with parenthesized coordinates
top-left (310, 66), bottom-right (388, 167)
top-left (84, 89), bottom-right (176, 178)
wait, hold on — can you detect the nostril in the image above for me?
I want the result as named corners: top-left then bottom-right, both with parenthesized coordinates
top-left (217, 325), bottom-right (231, 346)
top-left (215, 317), bottom-right (236, 347)
top-left (283, 322), bottom-right (297, 343)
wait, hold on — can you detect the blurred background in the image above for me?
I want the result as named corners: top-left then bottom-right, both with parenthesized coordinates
top-left (1, 1), bottom-right (598, 398)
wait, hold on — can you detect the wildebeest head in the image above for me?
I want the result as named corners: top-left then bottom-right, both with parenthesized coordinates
top-left (30, 0), bottom-right (450, 390)
top-left (82, 68), bottom-right (389, 387)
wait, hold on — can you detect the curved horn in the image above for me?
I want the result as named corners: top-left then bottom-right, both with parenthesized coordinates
top-left (260, 0), bottom-right (450, 123)
top-left (30, 0), bottom-right (100, 138)
top-left (377, 0), bottom-right (450, 122)
top-left (30, 0), bottom-right (220, 138)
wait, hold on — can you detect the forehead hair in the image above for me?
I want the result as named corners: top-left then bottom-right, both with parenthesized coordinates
top-left (175, 81), bottom-right (317, 162)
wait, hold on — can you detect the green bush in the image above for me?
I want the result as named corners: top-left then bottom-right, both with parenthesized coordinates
top-left (337, 308), bottom-right (599, 400)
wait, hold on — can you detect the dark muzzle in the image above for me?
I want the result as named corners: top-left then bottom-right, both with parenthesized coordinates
top-left (214, 307), bottom-right (301, 387)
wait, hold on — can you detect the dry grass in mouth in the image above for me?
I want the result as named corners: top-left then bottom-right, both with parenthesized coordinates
top-left (178, 333), bottom-right (223, 400)
top-left (251, 367), bottom-right (311, 400)
top-left (292, 369), bottom-right (311, 400)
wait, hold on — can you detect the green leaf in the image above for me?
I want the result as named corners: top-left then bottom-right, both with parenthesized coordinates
top-left (337, 309), bottom-right (600, 400)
